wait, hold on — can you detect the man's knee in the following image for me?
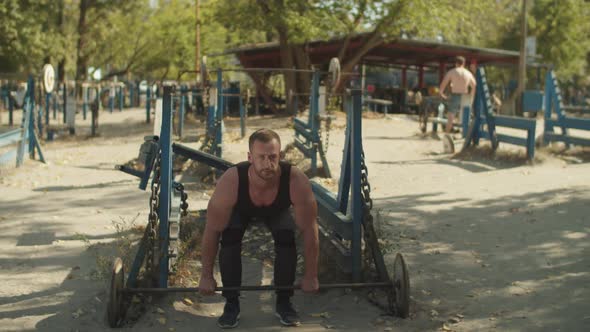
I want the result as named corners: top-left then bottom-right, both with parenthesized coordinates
top-left (273, 230), bottom-right (295, 248)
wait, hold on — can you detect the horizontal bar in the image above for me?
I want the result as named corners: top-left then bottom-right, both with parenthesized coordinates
top-left (544, 132), bottom-right (590, 146)
top-left (494, 115), bottom-right (536, 130)
top-left (432, 117), bottom-right (461, 127)
top-left (0, 129), bottom-right (22, 148)
top-left (562, 105), bottom-right (590, 113)
top-left (294, 123), bottom-right (314, 142)
top-left (311, 182), bottom-right (339, 211)
top-left (294, 118), bottom-right (310, 130)
top-left (115, 165), bottom-right (145, 179)
top-left (124, 282), bottom-right (390, 294)
top-left (316, 196), bottom-right (352, 240)
top-left (0, 129), bottom-right (21, 140)
top-left (495, 133), bottom-right (527, 146)
top-left (172, 143), bottom-right (233, 171)
top-left (293, 139), bottom-right (313, 158)
top-left (364, 98), bottom-right (393, 106)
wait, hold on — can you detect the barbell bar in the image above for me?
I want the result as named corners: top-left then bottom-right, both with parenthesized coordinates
top-left (107, 253), bottom-right (410, 328)
top-left (122, 282), bottom-right (393, 294)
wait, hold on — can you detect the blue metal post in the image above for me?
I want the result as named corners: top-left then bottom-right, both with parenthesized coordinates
top-left (118, 86), bottom-right (123, 111)
top-left (109, 89), bottom-right (114, 113)
top-left (128, 84), bottom-right (133, 109)
top-left (179, 85), bottom-right (186, 140)
top-left (83, 86), bottom-right (88, 120)
top-left (462, 106), bottom-right (470, 137)
top-left (239, 92), bottom-right (246, 138)
top-left (216, 69), bottom-right (223, 158)
top-left (62, 83), bottom-right (67, 124)
top-left (53, 89), bottom-right (57, 120)
top-left (351, 89), bottom-right (363, 282)
top-left (309, 71), bottom-right (320, 174)
top-left (27, 76), bottom-right (35, 159)
top-left (337, 94), bottom-right (352, 215)
top-left (37, 99), bottom-right (43, 137)
top-left (146, 87), bottom-right (151, 123)
top-left (45, 92), bottom-right (51, 125)
top-left (8, 93), bottom-right (14, 126)
top-left (158, 85), bottom-right (174, 288)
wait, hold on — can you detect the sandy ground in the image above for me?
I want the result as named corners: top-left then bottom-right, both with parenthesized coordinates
top-left (0, 106), bottom-right (589, 332)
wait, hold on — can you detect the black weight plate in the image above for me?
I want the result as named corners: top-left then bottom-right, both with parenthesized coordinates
top-left (107, 257), bottom-right (125, 328)
top-left (392, 253), bottom-right (410, 318)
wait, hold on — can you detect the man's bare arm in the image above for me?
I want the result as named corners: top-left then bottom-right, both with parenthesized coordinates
top-left (200, 167), bottom-right (238, 277)
top-left (439, 73), bottom-right (451, 98)
top-left (290, 167), bottom-right (319, 280)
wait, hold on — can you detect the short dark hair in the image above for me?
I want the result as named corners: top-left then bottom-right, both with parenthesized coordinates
top-left (455, 56), bottom-right (466, 66)
top-left (249, 128), bottom-right (281, 151)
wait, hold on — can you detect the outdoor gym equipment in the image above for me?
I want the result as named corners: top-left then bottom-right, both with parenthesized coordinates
top-left (462, 67), bottom-right (537, 159)
top-left (541, 70), bottom-right (590, 147)
top-left (420, 96), bottom-right (470, 135)
top-left (110, 76), bottom-right (410, 328)
top-left (0, 75), bottom-right (45, 167)
top-left (292, 57), bottom-right (343, 178)
top-left (107, 253), bottom-right (409, 327)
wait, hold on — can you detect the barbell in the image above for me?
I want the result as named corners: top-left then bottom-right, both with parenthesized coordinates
top-left (107, 253), bottom-right (410, 328)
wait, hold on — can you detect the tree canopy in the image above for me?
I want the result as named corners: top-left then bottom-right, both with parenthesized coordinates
top-left (0, 0), bottom-right (588, 89)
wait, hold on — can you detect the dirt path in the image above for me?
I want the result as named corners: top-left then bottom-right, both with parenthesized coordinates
top-left (0, 107), bottom-right (589, 331)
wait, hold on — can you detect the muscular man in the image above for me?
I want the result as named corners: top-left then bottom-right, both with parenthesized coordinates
top-left (198, 128), bottom-right (319, 328)
top-left (439, 56), bottom-right (476, 134)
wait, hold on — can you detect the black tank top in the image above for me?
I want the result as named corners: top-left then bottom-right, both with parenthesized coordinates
top-left (234, 161), bottom-right (292, 218)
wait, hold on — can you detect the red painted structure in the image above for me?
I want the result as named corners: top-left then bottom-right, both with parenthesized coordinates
top-left (222, 33), bottom-right (522, 87)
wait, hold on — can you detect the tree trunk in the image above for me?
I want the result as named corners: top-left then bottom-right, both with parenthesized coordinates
top-left (292, 45), bottom-right (311, 100)
top-left (57, 0), bottom-right (66, 82)
top-left (278, 28), bottom-right (296, 114)
top-left (338, 32), bottom-right (384, 90)
top-left (249, 73), bottom-right (278, 114)
top-left (75, 0), bottom-right (90, 82)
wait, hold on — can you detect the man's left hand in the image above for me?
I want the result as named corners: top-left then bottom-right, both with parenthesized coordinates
top-left (300, 275), bottom-right (319, 293)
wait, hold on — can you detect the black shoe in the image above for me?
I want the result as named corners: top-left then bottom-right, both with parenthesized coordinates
top-left (275, 300), bottom-right (300, 326)
top-left (217, 301), bottom-right (240, 329)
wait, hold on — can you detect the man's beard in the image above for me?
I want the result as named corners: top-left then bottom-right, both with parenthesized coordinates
top-left (255, 167), bottom-right (276, 180)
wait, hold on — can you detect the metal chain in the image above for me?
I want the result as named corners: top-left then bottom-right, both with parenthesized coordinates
top-left (360, 150), bottom-right (373, 210)
top-left (173, 182), bottom-right (189, 217)
top-left (145, 153), bottom-right (161, 281)
top-left (358, 148), bottom-right (393, 314)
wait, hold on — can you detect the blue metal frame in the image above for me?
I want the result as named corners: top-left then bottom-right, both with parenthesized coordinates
top-left (157, 85), bottom-right (174, 287)
top-left (179, 85), bottom-right (187, 140)
top-left (62, 83), bottom-right (67, 124)
top-left (215, 69), bottom-right (224, 158)
top-left (118, 85), bottom-right (124, 111)
top-left (293, 71), bottom-right (332, 177)
top-left (1, 76), bottom-right (46, 167)
top-left (466, 67), bottom-right (536, 159)
top-left (309, 89), bottom-right (364, 280)
top-left (146, 87), bottom-right (152, 123)
top-left (543, 70), bottom-right (590, 147)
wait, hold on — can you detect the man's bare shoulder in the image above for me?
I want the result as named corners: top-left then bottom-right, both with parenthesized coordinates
top-left (289, 166), bottom-right (314, 203)
top-left (210, 167), bottom-right (239, 206)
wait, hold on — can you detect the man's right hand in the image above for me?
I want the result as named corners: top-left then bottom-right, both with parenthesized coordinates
top-left (198, 274), bottom-right (217, 295)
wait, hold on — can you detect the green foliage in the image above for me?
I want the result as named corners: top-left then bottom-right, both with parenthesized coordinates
top-left (1, 0), bottom-right (588, 83)
top-left (499, 0), bottom-right (590, 79)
